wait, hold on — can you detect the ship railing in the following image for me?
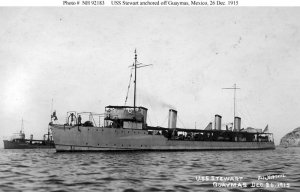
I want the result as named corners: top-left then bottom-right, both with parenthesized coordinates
top-left (65, 111), bottom-right (106, 127)
top-left (146, 126), bottom-right (274, 142)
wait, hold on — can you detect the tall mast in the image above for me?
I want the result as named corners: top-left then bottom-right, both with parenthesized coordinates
top-left (222, 83), bottom-right (240, 131)
top-left (129, 49), bottom-right (152, 118)
top-left (134, 49), bottom-right (137, 112)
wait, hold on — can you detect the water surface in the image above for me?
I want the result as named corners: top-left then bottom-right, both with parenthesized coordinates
top-left (0, 148), bottom-right (299, 191)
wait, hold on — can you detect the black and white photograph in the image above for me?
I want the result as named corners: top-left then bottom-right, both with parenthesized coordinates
top-left (0, 3), bottom-right (299, 192)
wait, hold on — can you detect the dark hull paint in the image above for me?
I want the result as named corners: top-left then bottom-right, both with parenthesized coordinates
top-left (3, 140), bottom-right (55, 149)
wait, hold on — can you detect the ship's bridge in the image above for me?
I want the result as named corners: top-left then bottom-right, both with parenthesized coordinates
top-left (104, 106), bottom-right (148, 129)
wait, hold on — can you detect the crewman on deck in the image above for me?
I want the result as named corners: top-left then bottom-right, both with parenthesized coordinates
top-left (78, 115), bottom-right (82, 126)
top-left (70, 113), bottom-right (75, 125)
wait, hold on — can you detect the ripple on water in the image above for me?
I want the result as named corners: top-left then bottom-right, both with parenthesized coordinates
top-left (44, 178), bottom-right (65, 185)
top-left (0, 184), bottom-right (22, 192)
top-left (123, 189), bottom-right (139, 192)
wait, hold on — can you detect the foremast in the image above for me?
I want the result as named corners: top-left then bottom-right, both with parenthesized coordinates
top-left (133, 49), bottom-right (137, 116)
top-left (130, 50), bottom-right (152, 119)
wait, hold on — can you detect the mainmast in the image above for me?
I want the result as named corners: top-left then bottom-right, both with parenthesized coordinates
top-left (222, 83), bottom-right (240, 131)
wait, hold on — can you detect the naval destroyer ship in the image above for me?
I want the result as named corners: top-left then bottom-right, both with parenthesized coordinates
top-left (50, 51), bottom-right (275, 152)
top-left (3, 119), bottom-right (55, 149)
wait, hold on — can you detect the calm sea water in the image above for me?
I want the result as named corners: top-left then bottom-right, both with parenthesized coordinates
top-left (0, 147), bottom-right (299, 192)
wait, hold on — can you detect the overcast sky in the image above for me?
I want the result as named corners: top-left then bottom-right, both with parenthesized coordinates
top-left (0, 7), bottom-right (300, 146)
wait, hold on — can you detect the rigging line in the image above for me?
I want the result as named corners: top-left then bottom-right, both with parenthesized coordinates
top-left (160, 114), bottom-right (169, 127)
top-left (177, 115), bottom-right (186, 129)
top-left (243, 102), bottom-right (254, 123)
top-left (240, 103), bottom-right (254, 127)
top-left (124, 64), bottom-right (134, 105)
top-left (147, 112), bottom-right (153, 126)
top-left (144, 94), bottom-right (156, 125)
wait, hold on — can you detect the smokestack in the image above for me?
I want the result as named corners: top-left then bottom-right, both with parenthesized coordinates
top-left (234, 117), bottom-right (241, 131)
top-left (214, 115), bottom-right (222, 130)
top-left (168, 109), bottom-right (177, 128)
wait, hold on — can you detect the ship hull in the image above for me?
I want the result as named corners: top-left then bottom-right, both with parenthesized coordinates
top-left (51, 125), bottom-right (275, 152)
top-left (3, 140), bottom-right (55, 149)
